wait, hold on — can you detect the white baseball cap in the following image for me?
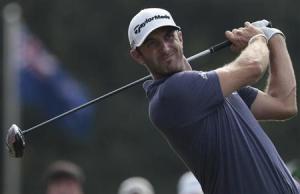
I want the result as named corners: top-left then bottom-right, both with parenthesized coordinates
top-left (178, 172), bottom-right (204, 194)
top-left (118, 177), bottom-right (155, 194)
top-left (128, 8), bottom-right (180, 49)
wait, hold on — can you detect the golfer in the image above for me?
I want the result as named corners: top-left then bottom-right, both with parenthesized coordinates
top-left (128, 8), bottom-right (299, 194)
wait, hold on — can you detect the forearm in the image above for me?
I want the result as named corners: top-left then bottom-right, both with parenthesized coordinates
top-left (238, 35), bottom-right (269, 74)
top-left (216, 35), bottom-right (269, 96)
top-left (231, 35), bottom-right (269, 85)
top-left (265, 35), bottom-right (297, 112)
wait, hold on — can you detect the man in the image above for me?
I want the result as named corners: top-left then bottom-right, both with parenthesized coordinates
top-left (44, 160), bottom-right (85, 194)
top-left (178, 171), bottom-right (204, 194)
top-left (128, 8), bottom-right (299, 194)
top-left (118, 176), bottom-right (155, 194)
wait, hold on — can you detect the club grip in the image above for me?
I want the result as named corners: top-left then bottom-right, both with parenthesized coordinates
top-left (209, 40), bottom-right (231, 53)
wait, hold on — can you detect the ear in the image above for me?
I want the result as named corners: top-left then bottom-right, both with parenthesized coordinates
top-left (130, 49), bottom-right (145, 65)
top-left (177, 30), bottom-right (183, 45)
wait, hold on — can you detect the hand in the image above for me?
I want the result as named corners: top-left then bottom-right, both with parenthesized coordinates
top-left (225, 22), bottom-right (264, 53)
top-left (251, 19), bottom-right (270, 28)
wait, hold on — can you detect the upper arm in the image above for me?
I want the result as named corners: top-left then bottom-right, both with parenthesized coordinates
top-left (250, 89), bottom-right (297, 120)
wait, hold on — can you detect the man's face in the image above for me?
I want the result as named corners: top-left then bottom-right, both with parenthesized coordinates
top-left (46, 178), bottom-right (83, 194)
top-left (132, 26), bottom-right (186, 79)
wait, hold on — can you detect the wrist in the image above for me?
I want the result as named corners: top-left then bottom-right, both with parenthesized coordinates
top-left (269, 33), bottom-right (285, 42)
top-left (248, 34), bottom-right (268, 45)
top-left (268, 34), bottom-right (287, 50)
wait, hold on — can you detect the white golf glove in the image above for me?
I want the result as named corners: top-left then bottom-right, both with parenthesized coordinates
top-left (251, 19), bottom-right (285, 41)
top-left (251, 19), bottom-right (270, 28)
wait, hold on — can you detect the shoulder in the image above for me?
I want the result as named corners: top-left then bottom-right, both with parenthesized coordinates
top-left (151, 70), bottom-right (221, 106)
top-left (167, 70), bottom-right (211, 82)
top-left (162, 70), bottom-right (219, 95)
top-left (161, 71), bottom-right (219, 95)
top-left (148, 71), bottom-right (224, 129)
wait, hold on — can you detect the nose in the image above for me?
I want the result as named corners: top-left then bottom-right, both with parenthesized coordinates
top-left (159, 41), bottom-right (171, 53)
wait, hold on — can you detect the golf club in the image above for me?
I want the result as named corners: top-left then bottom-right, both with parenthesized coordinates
top-left (5, 19), bottom-right (271, 158)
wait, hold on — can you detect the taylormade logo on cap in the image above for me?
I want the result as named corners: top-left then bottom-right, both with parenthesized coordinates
top-left (128, 8), bottom-right (180, 49)
top-left (134, 14), bottom-right (171, 34)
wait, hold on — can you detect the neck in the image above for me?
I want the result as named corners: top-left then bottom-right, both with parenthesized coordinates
top-left (182, 56), bottom-right (192, 71)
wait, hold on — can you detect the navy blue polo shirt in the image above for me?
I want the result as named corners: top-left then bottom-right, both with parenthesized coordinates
top-left (143, 70), bottom-right (300, 194)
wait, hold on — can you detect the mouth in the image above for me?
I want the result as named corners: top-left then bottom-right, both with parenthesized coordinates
top-left (160, 53), bottom-right (175, 62)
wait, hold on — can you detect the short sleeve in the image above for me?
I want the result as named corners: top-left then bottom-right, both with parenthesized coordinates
top-left (237, 86), bottom-right (258, 108)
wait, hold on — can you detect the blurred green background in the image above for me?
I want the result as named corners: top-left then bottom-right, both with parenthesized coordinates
top-left (0, 0), bottom-right (299, 194)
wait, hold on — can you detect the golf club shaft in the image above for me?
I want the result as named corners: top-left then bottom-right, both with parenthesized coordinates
top-left (22, 40), bottom-right (231, 134)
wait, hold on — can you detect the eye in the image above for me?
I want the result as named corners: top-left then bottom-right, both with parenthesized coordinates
top-left (165, 30), bottom-right (176, 40)
top-left (145, 39), bottom-right (159, 49)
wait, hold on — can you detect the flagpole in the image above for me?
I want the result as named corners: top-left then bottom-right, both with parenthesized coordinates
top-left (2, 3), bottom-right (22, 194)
